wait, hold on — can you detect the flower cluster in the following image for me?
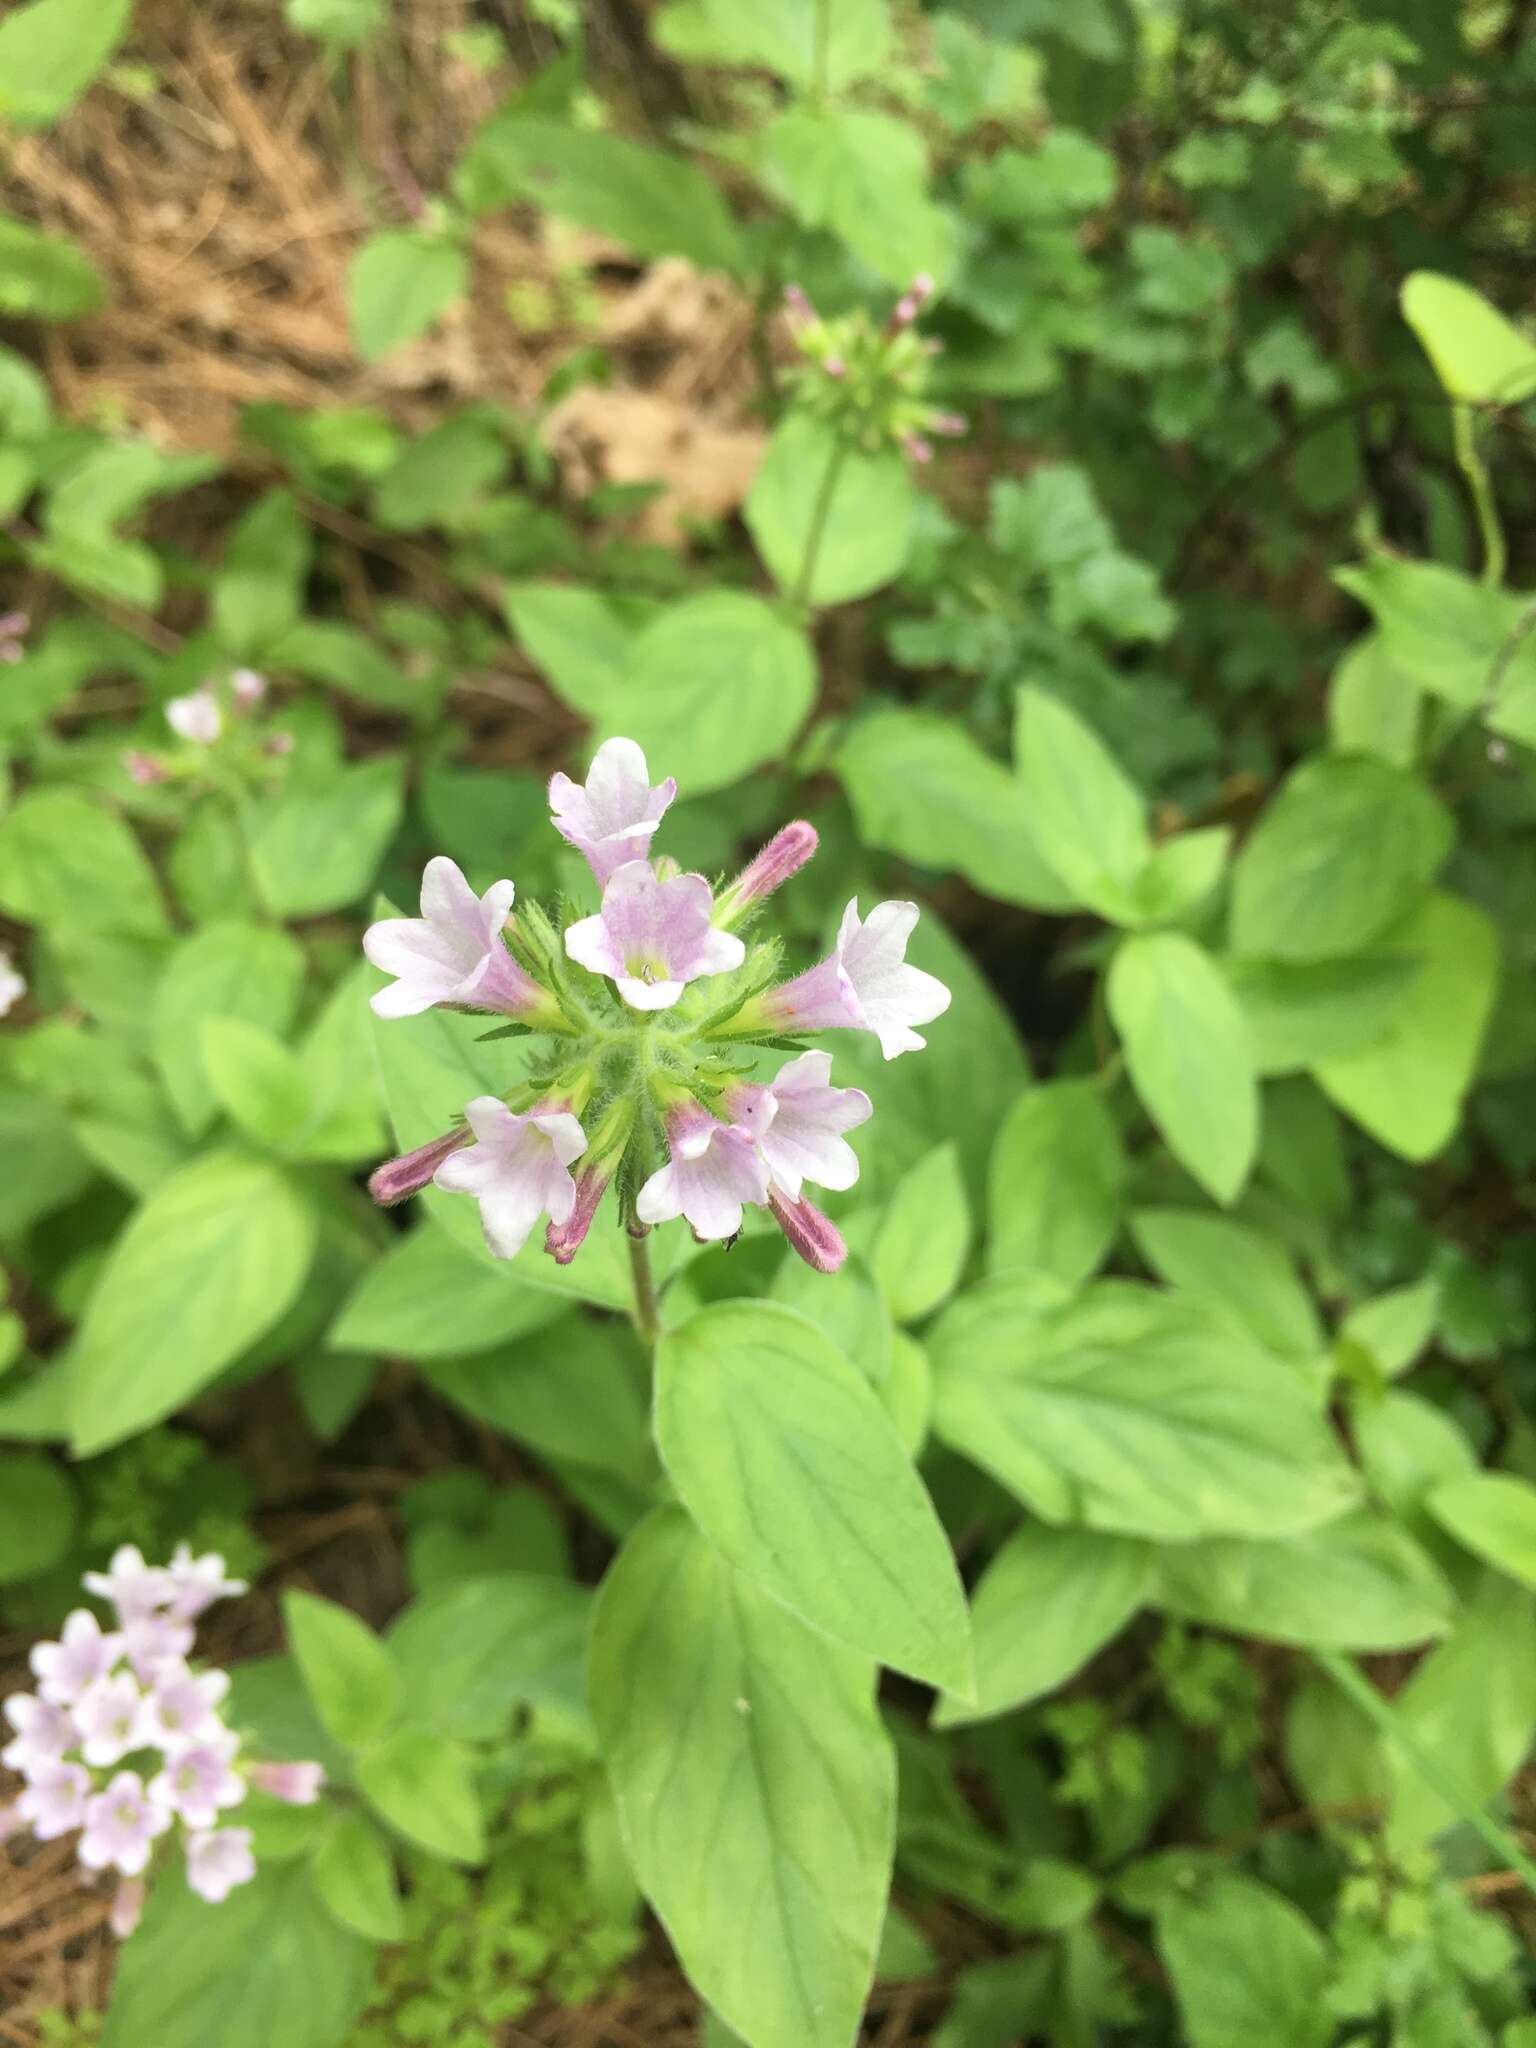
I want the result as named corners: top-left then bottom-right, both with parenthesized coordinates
top-left (782, 275), bottom-right (966, 464)
top-left (0, 1546), bottom-right (323, 1936)
top-left (364, 738), bottom-right (950, 1275)
top-left (123, 668), bottom-right (292, 788)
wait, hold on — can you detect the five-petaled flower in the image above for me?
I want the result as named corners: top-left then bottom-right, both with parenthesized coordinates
top-left (565, 860), bottom-right (744, 1012)
top-left (432, 1095), bottom-right (588, 1261)
top-left (550, 736), bottom-right (676, 885)
top-left (365, 856), bottom-right (553, 1022)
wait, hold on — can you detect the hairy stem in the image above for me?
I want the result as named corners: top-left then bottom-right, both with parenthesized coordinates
top-left (628, 1230), bottom-right (661, 1347)
top-left (792, 439), bottom-right (847, 614)
top-left (1453, 402), bottom-right (1507, 589)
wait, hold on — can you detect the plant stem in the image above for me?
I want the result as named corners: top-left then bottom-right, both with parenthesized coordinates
top-left (1313, 1648), bottom-right (1536, 1902)
top-left (812, 0), bottom-right (831, 104)
top-left (1452, 402), bottom-right (1507, 589)
top-left (627, 1231), bottom-right (661, 1347)
top-left (792, 439), bottom-right (846, 615)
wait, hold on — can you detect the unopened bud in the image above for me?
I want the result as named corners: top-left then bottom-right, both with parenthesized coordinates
top-left (823, 355), bottom-right (846, 380)
top-left (123, 749), bottom-right (167, 787)
top-left (783, 283), bottom-right (814, 328)
top-left (928, 411), bottom-right (967, 438)
top-left (902, 434), bottom-right (934, 465)
top-left (264, 731), bottom-right (295, 758)
top-left (109, 1877), bottom-right (145, 1939)
top-left (367, 1127), bottom-right (469, 1206)
top-left (769, 1188), bottom-right (847, 1274)
top-left (249, 1760), bottom-right (325, 1805)
top-left (714, 822), bottom-right (819, 930)
top-left (231, 667), bottom-right (268, 709)
top-left (545, 1165), bottom-right (610, 1265)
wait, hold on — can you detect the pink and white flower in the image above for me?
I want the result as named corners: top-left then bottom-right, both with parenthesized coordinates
top-left (121, 1613), bottom-right (196, 1683)
top-left (165, 688), bottom-right (222, 746)
top-left (229, 668), bottom-right (267, 708)
top-left (756, 899), bottom-right (952, 1059)
top-left (365, 857), bottom-right (550, 1022)
top-left (725, 1052), bottom-right (871, 1200)
top-left (74, 1673), bottom-right (152, 1769)
top-left (565, 861), bottom-right (744, 1012)
top-left (248, 1760), bottom-right (324, 1805)
top-left (149, 1737), bottom-right (246, 1830)
top-left (549, 738), bottom-right (676, 886)
top-left (30, 1610), bottom-right (123, 1706)
top-left (16, 1761), bottom-right (92, 1842)
top-left (110, 1876), bottom-right (146, 1939)
top-left (2, 1692), bottom-right (75, 1773)
top-left (636, 1106), bottom-right (769, 1241)
top-left (433, 1095), bottom-right (587, 1260)
top-left (79, 1772), bottom-right (172, 1877)
top-left (164, 1545), bottom-right (248, 1624)
top-left (185, 1825), bottom-right (256, 1903)
top-left (0, 948), bottom-right (25, 1019)
top-left (144, 1666), bottom-right (231, 1750)
top-left (84, 1545), bottom-right (174, 1622)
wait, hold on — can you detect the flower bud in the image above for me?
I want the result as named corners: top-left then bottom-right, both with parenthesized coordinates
top-left (123, 749), bottom-right (167, 787)
top-left (714, 822), bottom-right (819, 930)
top-left (768, 1188), bottom-right (847, 1273)
top-left (109, 1877), bottom-right (145, 1939)
top-left (545, 1165), bottom-right (610, 1265)
top-left (230, 668), bottom-right (268, 709)
top-left (249, 1760), bottom-right (324, 1805)
top-left (367, 1127), bottom-right (469, 1207)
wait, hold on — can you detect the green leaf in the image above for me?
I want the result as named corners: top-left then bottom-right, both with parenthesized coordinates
top-left (152, 921), bottom-right (306, 1137)
top-left (1401, 271), bottom-right (1536, 405)
top-left (0, 213), bottom-right (104, 318)
top-left (1229, 952), bottom-right (1422, 1074)
top-left (286, 0), bottom-right (383, 43)
top-left (0, 0), bottom-right (131, 127)
top-left (1327, 632), bottom-right (1420, 767)
top-left (1155, 1513), bottom-right (1451, 1650)
top-left (1126, 827), bottom-right (1230, 928)
top-left (1341, 1279), bottom-right (1440, 1382)
top-left (601, 592), bottom-right (815, 796)
top-left (201, 1017), bottom-right (313, 1152)
top-left (503, 582), bottom-right (638, 719)
top-left (934, 1522), bottom-right (1151, 1728)
top-left (655, 0), bottom-right (891, 89)
top-left (357, 1725), bottom-right (486, 1864)
top-left (1129, 1208), bottom-right (1322, 1362)
top-left (250, 758), bottom-right (405, 918)
top-left (1013, 687), bottom-right (1149, 919)
top-left (69, 1151), bottom-right (318, 1454)
top-left (1155, 1874), bottom-right (1332, 2048)
top-left (747, 414), bottom-right (917, 610)
top-left (1334, 555), bottom-right (1522, 711)
top-left (837, 710), bottom-right (1072, 911)
top-left (769, 1253), bottom-right (891, 1386)
top-left (386, 1572), bottom-right (591, 1738)
top-left (1387, 1574), bottom-right (1536, 1849)
top-left (1354, 1388), bottom-right (1474, 1516)
top-left (213, 488), bottom-right (311, 659)
top-left (930, 1279), bottom-right (1358, 1541)
top-left (655, 1302), bottom-right (973, 1693)
top-left (1107, 932), bottom-right (1258, 1204)
top-left (1231, 755), bottom-right (1452, 962)
top-left (312, 1810), bottom-right (403, 1942)
top-left (268, 620), bottom-right (416, 712)
top-left (872, 1142), bottom-right (971, 1324)
top-left (589, 1508), bottom-right (895, 2048)
top-left (1428, 1472), bottom-right (1536, 1590)
top-left (458, 116), bottom-right (744, 274)
top-left (988, 1081), bottom-right (1124, 1285)
top-left (283, 1589), bottom-right (400, 1750)
top-left (757, 107), bottom-right (953, 286)
top-left (0, 787), bottom-right (168, 938)
top-left (100, 1860), bottom-right (374, 2048)
top-left (1317, 894), bottom-right (1498, 1161)
top-left (369, 409), bottom-right (508, 533)
top-left (348, 230), bottom-right (467, 362)
top-left (328, 1222), bottom-right (565, 1361)
top-left (0, 1451), bottom-right (75, 1583)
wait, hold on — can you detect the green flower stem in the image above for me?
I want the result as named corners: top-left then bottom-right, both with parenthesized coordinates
top-left (1452, 402), bottom-right (1507, 589)
top-left (791, 437), bottom-right (847, 615)
top-left (627, 1230), bottom-right (661, 1347)
top-left (1313, 1648), bottom-right (1536, 1902)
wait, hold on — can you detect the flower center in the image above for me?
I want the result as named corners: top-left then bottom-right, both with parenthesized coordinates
top-left (624, 952), bottom-right (668, 985)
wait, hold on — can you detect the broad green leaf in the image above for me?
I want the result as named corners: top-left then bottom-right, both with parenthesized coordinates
top-left (1155, 1874), bottom-right (1332, 2048)
top-left (655, 0), bottom-right (891, 89)
top-left (1126, 827), bottom-right (1230, 928)
top-left (0, 1451), bottom-right (75, 1583)
top-left (1354, 1389), bottom-right (1475, 1516)
top-left (1231, 755), bottom-right (1452, 962)
top-left (213, 488), bottom-right (310, 658)
top-left (747, 414), bottom-right (918, 610)
top-left (1107, 932), bottom-right (1258, 1204)
top-left (201, 1017), bottom-right (313, 1152)
top-left (1334, 555), bottom-right (1525, 711)
top-left (1013, 687), bottom-right (1149, 918)
top-left (757, 107), bottom-right (952, 285)
top-left (286, 0), bottom-right (383, 43)
top-left (1428, 1472), bottom-right (1536, 1590)
top-left (655, 1301), bottom-right (973, 1693)
top-left (1285, 1676), bottom-right (1390, 1820)
top-left (769, 1253), bottom-right (891, 1386)
top-left (0, 787), bottom-right (168, 938)
top-left (357, 1726), bottom-right (485, 1864)
top-left (368, 409), bottom-right (508, 533)
top-left (349, 230), bottom-right (467, 362)
top-left (1129, 1208), bottom-right (1322, 1362)
top-left (589, 1508), bottom-right (895, 2048)
top-left (930, 1279), bottom-right (1358, 1541)
top-left (69, 1151), bottom-right (318, 1454)
top-left (1317, 894), bottom-right (1498, 1161)
top-left (1401, 271), bottom-right (1536, 405)
top-left (386, 1571), bottom-right (591, 1738)
top-left (0, 0), bottom-right (131, 128)
top-left (1327, 632), bottom-right (1420, 767)
top-left (457, 116), bottom-right (744, 274)
top-left (1340, 1278), bottom-right (1440, 1380)
top-left (837, 710), bottom-right (1072, 911)
top-left (0, 213), bottom-right (104, 319)
top-left (1154, 1513), bottom-right (1451, 1650)
top-left (1387, 1573), bottom-right (1536, 1848)
top-left (250, 758), bottom-right (405, 918)
top-left (988, 1081), bottom-right (1124, 1285)
top-left (503, 582), bottom-right (638, 719)
top-left (283, 1589), bottom-right (400, 1750)
top-left (268, 620), bottom-right (416, 712)
top-left (328, 1222), bottom-right (566, 1360)
top-left (879, 1330), bottom-right (931, 1456)
top-left (152, 921), bottom-right (306, 1137)
top-left (1230, 952), bottom-right (1421, 1074)
top-left (312, 1810), bottom-right (403, 1942)
top-left (872, 1142), bottom-right (971, 1324)
top-left (100, 1859), bottom-right (374, 2048)
top-left (934, 1522), bottom-right (1151, 1728)
top-left (603, 592), bottom-right (815, 795)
